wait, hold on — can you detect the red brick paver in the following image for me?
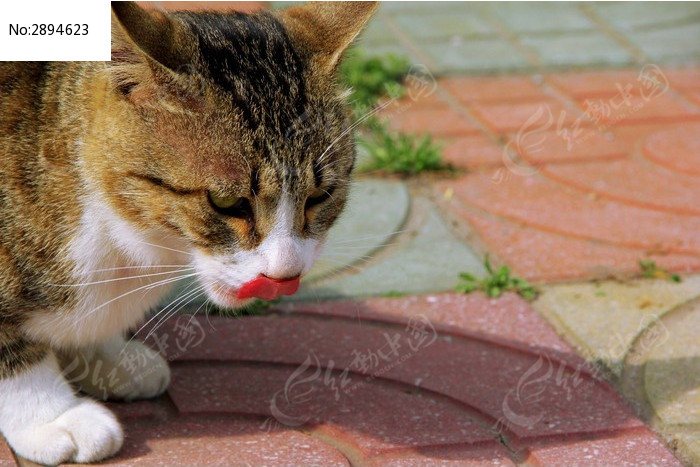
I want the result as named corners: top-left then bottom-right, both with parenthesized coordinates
top-left (643, 123), bottom-right (700, 176)
top-left (527, 427), bottom-right (683, 467)
top-left (0, 437), bottom-right (15, 466)
top-left (76, 294), bottom-right (675, 466)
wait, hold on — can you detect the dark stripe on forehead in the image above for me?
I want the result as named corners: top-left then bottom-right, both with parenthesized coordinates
top-left (177, 11), bottom-right (307, 136)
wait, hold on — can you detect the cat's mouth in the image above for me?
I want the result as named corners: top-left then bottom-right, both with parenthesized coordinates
top-left (213, 275), bottom-right (301, 304)
top-left (237, 275), bottom-right (301, 300)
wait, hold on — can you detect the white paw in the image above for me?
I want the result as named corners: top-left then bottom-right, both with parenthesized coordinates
top-left (62, 339), bottom-right (171, 402)
top-left (109, 341), bottom-right (171, 402)
top-left (10, 399), bottom-right (123, 465)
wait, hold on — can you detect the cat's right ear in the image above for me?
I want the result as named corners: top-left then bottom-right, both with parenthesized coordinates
top-left (110, 2), bottom-right (194, 98)
top-left (279, 1), bottom-right (378, 73)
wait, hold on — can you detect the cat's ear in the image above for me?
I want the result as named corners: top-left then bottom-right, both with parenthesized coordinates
top-left (111, 2), bottom-right (192, 72)
top-left (280, 1), bottom-right (378, 72)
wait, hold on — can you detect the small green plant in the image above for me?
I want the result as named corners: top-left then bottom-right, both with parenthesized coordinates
top-left (339, 50), bottom-right (447, 176)
top-left (639, 260), bottom-right (681, 282)
top-left (340, 50), bottom-right (411, 110)
top-left (360, 124), bottom-right (446, 175)
top-left (456, 255), bottom-right (537, 300)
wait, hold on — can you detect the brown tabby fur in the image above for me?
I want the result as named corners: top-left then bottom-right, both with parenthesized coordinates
top-left (0, 1), bottom-right (377, 378)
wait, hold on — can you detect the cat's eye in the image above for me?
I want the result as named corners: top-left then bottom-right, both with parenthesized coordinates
top-left (305, 187), bottom-right (332, 210)
top-left (208, 192), bottom-right (253, 218)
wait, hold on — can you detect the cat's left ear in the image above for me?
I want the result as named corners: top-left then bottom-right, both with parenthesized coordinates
top-left (109, 2), bottom-right (198, 100)
top-left (279, 1), bottom-right (378, 73)
top-left (111, 1), bottom-right (193, 71)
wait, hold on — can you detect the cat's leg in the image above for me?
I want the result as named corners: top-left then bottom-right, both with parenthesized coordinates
top-left (0, 348), bottom-right (123, 465)
top-left (59, 336), bottom-right (170, 402)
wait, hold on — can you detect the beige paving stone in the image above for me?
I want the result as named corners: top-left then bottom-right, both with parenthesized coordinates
top-left (644, 297), bottom-right (700, 425)
top-left (675, 432), bottom-right (700, 467)
top-left (533, 275), bottom-right (700, 376)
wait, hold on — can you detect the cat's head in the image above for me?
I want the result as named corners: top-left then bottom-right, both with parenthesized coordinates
top-left (94, 1), bottom-right (377, 307)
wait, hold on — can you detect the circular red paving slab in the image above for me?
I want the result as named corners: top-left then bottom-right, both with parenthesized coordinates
top-left (458, 210), bottom-right (700, 281)
top-left (97, 418), bottom-right (350, 467)
top-left (644, 123), bottom-right (700, 177)
top-left (440, 172), bottom-right (700, 255)
top-left (148, 313), bottom-right (643, 440)
top-left (542, 158), bottom-right (700, 215)
top-left (167, 364), bottom-right (498, 455)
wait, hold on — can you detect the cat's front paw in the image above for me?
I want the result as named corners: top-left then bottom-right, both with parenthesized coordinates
top-left (11, 398), bottom-right (123, 465)
top-left (62, 338), bottom-right (170, 402)
top-left (109, 341), bottom-right (171, 401)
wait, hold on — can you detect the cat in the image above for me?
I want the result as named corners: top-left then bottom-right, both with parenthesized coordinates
top-left (0, 1), bottom-right (377, 464)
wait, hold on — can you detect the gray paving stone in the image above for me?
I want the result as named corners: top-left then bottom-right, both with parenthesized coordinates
top-left (421, 38), bottom-right (532, 74)
top-left (359, 16), bottom-right (404, 46)
top-left (379, 2), bottom-right (475, 15)
top-left (590, 2), bottom-right (700, 31)
top-left (305, 179), bottom-right (410, 282)
top-left (520, 32), bottom-right (635, 68)
top-left (294, 206), bottom-right (487, 300)
top-left (482, 2), bottom-right (597, 34)
top-left (627, 23), bottom-right (700, 63)
top-left (394, 12), bottom-right (496, 41)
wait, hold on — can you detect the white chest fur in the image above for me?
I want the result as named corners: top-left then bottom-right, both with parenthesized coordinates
top-left (22, 197), bottom-right (192, 350)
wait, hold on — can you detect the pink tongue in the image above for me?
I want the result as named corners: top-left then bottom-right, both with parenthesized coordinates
top-left (237, 276), bottom-right (300, 300)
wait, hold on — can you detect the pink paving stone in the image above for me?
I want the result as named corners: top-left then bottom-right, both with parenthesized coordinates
top-left (440, 76), bottom-right (546, 104)
top-left (460, 210), bottom-right (700, 282)
top-left (95, 418), bottom-right (350, 467)
top-left (687, 90), bottom-right (700, 106)
top-left (508, 127), bottom-right (627, 165)
top-left (440, 172), bottom-right (700, 254)
top-left (365, 443), bottom-right (516, 466)
top-left (471, 99), bottom-right (580, 134)
top-left (610, 120), bottom-right (691, 148)
top-left (0, 437), bottom-right (15, 467)
top-left (643, 123), bottom-right (700, 177)
top-left (152, 314), bottom-right (643, 440)
top-left (442, 135), bottom-right (506, 169)
top-left (541, 158), bottom-right (700, 215)
top-left (666, 67), bottom-right (700, 91)
top-left (577, 91), bottom-right (700, 127)
top-left (383, 105), bottom-right (480, 137)
top-left (276, 292), bottom-right (586, 371)
top-left (546, 69), bottom-right (644, 99)
top-left (167, 364), bottom-right (499, 458)
top-left (527, 427), bottom-right (682, 467)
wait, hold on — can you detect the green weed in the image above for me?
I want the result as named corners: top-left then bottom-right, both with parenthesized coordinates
top-left (639, 260), bottom-right (681, 282)
top-left (456, 255), bottom-right (538, 300)
top-left (359, 125), bottom-right (447, 175)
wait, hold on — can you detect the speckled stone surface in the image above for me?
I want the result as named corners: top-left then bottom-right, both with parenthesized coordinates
top-left (644, 297), bottom-right (700, 425)
top-left (296, 208), bottom-right (487, 300)
top-left (533, 276), bottom-right (700, 376)
top-left (305, 179), bottom-right (410, 282)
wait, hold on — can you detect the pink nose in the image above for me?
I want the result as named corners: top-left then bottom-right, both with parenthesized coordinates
top-left (237, 275), bottom-right (301, 300)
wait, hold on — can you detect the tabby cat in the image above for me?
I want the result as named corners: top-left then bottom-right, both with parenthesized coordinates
top-left (0, 1), bottom-right (376, 464)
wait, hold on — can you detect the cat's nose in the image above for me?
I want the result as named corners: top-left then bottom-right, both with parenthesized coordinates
top-left (265, 237), bottom-right (304, 280)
